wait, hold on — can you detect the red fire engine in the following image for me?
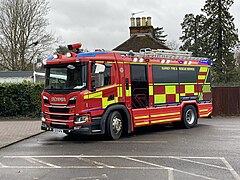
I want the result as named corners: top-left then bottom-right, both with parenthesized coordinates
top-left (41, 43), bottom-right (212, 140)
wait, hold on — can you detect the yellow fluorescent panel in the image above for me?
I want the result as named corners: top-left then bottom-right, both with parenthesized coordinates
top-left (202, 85), bottom-right (211, 92)
top-left (154, 94), bottom-right (166, 104)
top-left (149, 85), bottom-right (154, 95)
top-left (198, 75), bottom-right (206, 80)
top-left (185, 85), bottom-right (194, 93)
top-left (199, 67), bottom-right (208, 72)
top-left (166, 86), bottom-right (176, 94)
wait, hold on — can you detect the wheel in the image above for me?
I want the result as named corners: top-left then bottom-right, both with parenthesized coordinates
top-left (106, 111), bottom-right (123, 140)
top-left (181, 105), bottom-right (197, 128)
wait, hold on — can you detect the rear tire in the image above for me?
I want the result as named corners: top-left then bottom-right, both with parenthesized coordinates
top-left (181, 105), bottom-right (197, 128)
top-left (106, 111), bottom-right (123, 140)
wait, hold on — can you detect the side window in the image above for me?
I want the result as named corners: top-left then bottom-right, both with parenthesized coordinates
top-left (152, 65), bottom-right (178, 83)
top-left (92, 63), bottom-right (112, 88)
top-left (179, 66), bottom-right (199, 83)
top-left (131, 65), bottom-right (147, 81)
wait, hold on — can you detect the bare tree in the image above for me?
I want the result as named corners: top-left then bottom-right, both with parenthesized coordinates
top-left (166, 40), bottom-right (180, 51)
top-left (0, 0), bottom-right (56, 71)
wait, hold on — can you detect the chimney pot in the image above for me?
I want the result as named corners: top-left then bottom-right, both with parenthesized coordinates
top-left (147, 17), bottom-right (152, 26)
top-left (142, 17), bottom-right (146, 26)
top-left (136, 17), bottom-right (141, 27)
top-left (130, 17), bottom-right (135, 27)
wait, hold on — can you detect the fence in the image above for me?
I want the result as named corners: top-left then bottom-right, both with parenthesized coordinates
top-left (212, 87), bottom-right (240, 116)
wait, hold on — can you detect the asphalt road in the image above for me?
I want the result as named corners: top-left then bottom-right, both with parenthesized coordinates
top-left (0, 117), bottom-right (240, 180)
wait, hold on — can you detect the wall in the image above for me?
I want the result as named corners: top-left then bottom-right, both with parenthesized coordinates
top-left (212, 87), bottom-right (240, 116)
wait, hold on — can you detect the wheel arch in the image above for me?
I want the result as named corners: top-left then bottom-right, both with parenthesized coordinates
top-left (181, 101), bottom-right (199, 118)
top-left (101, 103), bottom-right (132, 135)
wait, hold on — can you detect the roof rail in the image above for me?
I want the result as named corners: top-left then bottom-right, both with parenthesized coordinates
top-left (111, 49), bottom-right (208, 60)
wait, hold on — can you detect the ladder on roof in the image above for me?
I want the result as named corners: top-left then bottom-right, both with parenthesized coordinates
top-left (112, 49), bottom-right (208, 60)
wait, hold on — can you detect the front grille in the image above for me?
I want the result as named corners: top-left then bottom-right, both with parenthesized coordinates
top-left (49, 107), bottom-right (69, 113)
top-left (51, 124), bottom-right (69, 129)
top-left (50, 114), bottom-right (70, 120)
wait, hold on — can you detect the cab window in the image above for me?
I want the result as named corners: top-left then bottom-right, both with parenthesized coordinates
top-left (92, 63), bottom-right (112, 88)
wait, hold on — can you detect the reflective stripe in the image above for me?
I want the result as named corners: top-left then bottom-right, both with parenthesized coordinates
top-left (151, 118), bottom-right (181, 124)
top-left (151, 112), bottom-right (180, 118)
top-left (118, 87), bottom-right (123, 97)
top-left (102, 97), bottom-right (118, 108)
top-left (126, 86), bottom-right (131, 97)
top-left (200, 109), bottom-right (209, 112)
top-left (135, 115), bottom-right (149, 120)
top-left (135, 121), bottom-right (149, 126)
top-left (84, 91), bottom-right (102, 99)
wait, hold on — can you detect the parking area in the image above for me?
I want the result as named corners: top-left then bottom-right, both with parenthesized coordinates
top-left (1, 155), bottom-right (239, 179)
top-left (0, 117), bottom-right (240, 180)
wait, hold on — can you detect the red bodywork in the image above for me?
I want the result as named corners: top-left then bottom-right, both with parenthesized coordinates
top-left (41, 51), bottom-right (212, 135)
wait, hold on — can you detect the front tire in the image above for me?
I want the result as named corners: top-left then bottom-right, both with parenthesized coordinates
top-left (106, 111), bottom-right (123, 140)
top-left (181, 105), bottom-right (197, 128)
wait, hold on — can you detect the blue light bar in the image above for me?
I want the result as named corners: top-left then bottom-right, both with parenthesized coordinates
top-left (47, 56), bottom-right (54, 60)
top-left (199, 59), bottom-right (211, 66)
top-left (77, 52), bottom-right (108, 58)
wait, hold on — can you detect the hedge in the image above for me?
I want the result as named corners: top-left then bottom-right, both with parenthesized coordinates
top-left (0, 82), bottom-right (44, 117)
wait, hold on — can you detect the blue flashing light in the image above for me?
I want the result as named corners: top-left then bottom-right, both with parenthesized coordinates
top-left (179, 60), bottom-right (183, 64)
top-left (47, 56), bottom-right (54, 60)
top-left (199, 59), bottom-right (211, 66)
top-left (77, 52), bottom-right (108, 58)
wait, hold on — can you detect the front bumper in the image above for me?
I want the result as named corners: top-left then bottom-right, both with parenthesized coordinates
top-left (41, 117), bottom-right (102, 135)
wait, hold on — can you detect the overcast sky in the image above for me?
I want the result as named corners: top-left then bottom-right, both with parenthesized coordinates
top-left (48, 0), bottom-right (240, 51)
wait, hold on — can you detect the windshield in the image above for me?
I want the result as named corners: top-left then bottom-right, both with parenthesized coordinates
top-left (45, 62), bottom-right (88, 90)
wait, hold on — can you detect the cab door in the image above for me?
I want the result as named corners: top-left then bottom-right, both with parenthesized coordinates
top-left (130, 64), bottom-right (150, 127)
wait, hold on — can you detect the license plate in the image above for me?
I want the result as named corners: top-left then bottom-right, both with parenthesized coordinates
top-left (53, 128), bottom-right (64, 134)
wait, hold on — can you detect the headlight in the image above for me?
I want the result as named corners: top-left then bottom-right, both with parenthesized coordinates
top-left (69, 96), bottom-right (77, 105)
top-left (43, 96), bottom-right (48, 100)
top-left (70, 96), bottom-right (77, 101)
top-left (74, 115), bottom-right (89, 124)
top-left (43, 96), bottom-right (49, 104)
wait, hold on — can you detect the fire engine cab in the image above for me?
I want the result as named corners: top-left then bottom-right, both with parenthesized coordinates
top-left (41, 43), bottom-right (212, 140)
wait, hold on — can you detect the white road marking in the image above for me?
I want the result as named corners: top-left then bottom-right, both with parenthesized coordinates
top-left (3, 155), bottom-right (224, 159)
top-left (77, 157), bottom-right (115, 169)
top-left (171, 156), bottom-right (228, 170)
top-left (0, 162), bottom-right (8, 168)
top-left (221, 157), bottom-right (240, 180)
top-left (103, 141), bottom-right (168, 144)
top-left (1, 155), bottom-right (239, 179)
top-left (28, 157), bottom-right (61, 168)
top-left (121, 156), bottom-right (215, 180)
top-left (70, 174), bottom-right (108, 180)
top-left (120, 156), bottom-right (169, 169)
top-left (168, 169), bottom-right (174, 180)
